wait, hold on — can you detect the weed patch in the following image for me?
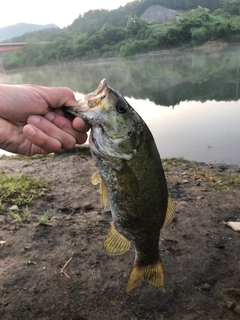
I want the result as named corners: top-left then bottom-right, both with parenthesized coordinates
top-left (0, 173), bottom-right (50, 209)
top-left (193, 170), bottom-right (240, 190)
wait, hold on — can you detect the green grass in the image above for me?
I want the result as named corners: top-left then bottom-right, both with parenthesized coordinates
top-left (163, 157), bottom-right (240, 190)
top-left (193, 170), bottom-right (240, 190)
top-left (163, 157), bottom-right (198, 171)
top-left (21, 205), bottom-right (32, 221)
top-left (24, 257), bottom-right (37, 265)
top-left (9, 211), bottom-right (23, 225)
top-left (0, 172), bottom-right (50, 209)
top-left (0, 199), bottom-right (5, 212)
top-left (39, 211), bottom-right (51, 225)
top-left (9, 205), bottom-right (32, 225)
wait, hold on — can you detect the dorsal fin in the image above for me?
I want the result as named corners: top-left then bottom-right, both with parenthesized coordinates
top-left (103, 222), bottom-right (131, 255)
top-left (163, 197), bottom-right (175, 228)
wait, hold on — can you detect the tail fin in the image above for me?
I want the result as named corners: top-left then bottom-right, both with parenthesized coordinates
top-left (126, 260), bottom-right (164, 293)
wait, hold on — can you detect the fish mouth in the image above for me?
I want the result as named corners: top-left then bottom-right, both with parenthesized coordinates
top-left (63, 79), bottom-right (109, 120)
top-left (63, 78), bottom-right (131, 139)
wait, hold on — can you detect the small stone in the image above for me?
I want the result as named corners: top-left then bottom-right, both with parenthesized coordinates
top-left (83, 202), bottom-right (94, 211)
top-left (182, 179), bottom-right (189, 184)
top-left (233, 304), bottom-right (240, 315)
top-left (226, 288), bottom-right (240, 295)
top-left (0, 241), bottom-right (7, 247)
top-left (9, 205), bottom-right (19, 211)
top-left (226, 301), bottom-right (236, 310)
top-left (84, 211), bottom-right (100, 221)
top-left (175, 201), bottom-right (188, 213)
top-left (199, 283), bottom-right (212, 291)
top-left (226, 221), bottom-right (240, 232)
top-left (195, 283), bottom-right (212, 291)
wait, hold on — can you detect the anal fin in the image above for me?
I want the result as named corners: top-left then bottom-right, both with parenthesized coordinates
top-left (103, 222), bottom-right (130, 255)
top-left (126, 260), bottom-right (164, 293)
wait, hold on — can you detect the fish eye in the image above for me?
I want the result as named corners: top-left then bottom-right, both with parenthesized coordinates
top-left (117, 103), bottom-right (127, 114)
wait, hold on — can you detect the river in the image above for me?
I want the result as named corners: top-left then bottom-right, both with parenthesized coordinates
top-left (0, 44), bottom-right (240, 164)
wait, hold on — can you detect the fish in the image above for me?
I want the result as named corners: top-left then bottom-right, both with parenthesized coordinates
top-left (65, 79), bottom-right (174, 292)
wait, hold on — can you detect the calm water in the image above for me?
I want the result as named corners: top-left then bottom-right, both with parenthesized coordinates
top-left (1, 45), bottom-right (240, 164)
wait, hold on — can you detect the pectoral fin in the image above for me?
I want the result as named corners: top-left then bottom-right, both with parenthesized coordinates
top-left (126, 260), bottom-right (164, 293)
top-left (163, 197), bottom-right (175, 228)
top-left (91, 171), bottom-right (109, 208)
top-left (103, 222), bottom-right (131, 255)
top-left (91, 171), bottom-right (101, 185)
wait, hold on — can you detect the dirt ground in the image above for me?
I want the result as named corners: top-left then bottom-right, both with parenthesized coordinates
top-left (0, 148), bottom-right (240, 320)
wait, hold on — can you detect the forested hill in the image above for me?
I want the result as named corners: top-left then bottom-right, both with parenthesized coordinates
top-left (67, 0), bottom-right (224, 34)
top-left (3, 0), bottom-right (240, 70)
top-left (10, 0), bottom-right (225, 42)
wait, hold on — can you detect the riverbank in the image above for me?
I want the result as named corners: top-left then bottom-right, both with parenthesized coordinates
top-left (0, 150), bottom-right (240, 319)
top-left (1, 40), bottom-right (237, 74)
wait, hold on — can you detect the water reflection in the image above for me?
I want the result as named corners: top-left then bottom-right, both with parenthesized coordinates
top-left (129, 98), bottom-right (240, 165)
top-left (0, 45), bottom-right (240, 164)
top-left (1, 45), bottom-right (240, 106)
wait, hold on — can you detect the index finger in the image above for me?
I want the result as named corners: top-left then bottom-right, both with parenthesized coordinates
top-left (25, 85), bottom-right (78, 109)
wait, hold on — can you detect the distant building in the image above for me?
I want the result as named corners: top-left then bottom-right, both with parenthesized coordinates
top-left (140, 5), bottom-right (181, 24)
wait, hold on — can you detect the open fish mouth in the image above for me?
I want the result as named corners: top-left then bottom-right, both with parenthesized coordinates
top-left (62, 79), bottom-right (110, 125)
top-left (63, 78), bottom-right (109, 118)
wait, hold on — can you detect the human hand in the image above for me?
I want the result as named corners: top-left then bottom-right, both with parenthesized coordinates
top-left (0, 84), bottom-right (90, 156)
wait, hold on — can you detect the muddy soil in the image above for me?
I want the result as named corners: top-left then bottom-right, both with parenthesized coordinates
top-left (0, 148), bottom-right (240, 320)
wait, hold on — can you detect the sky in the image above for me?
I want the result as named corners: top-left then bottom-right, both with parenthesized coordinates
top-left (0, 0), bottom-right (134, 29)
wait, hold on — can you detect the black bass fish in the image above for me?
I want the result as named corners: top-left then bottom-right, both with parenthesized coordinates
top-left (65, 79), bottom-right (174, 292)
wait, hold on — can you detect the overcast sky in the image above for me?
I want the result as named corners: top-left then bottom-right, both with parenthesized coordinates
top-left (0, 0), bottom-right (134, 29)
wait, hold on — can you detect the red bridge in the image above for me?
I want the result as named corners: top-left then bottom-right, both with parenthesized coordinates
top-left (0, 43), bottom-right (26, 52)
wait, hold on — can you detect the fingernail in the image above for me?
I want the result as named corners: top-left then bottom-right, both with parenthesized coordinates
top-left (44, 112), bottom-right (54, 121)
top-left (28, 115), bottom-right (40, 125)
top-left (26, 126), bottom-right (37, 137)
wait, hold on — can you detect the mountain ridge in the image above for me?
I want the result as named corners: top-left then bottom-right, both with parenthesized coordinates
top-left (0, 23), bottom-right (59, 42)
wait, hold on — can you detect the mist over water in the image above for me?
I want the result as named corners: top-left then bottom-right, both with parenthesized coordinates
top-left (1, 45), bottom-right (240, 164)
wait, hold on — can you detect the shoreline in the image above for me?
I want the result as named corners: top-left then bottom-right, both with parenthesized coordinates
top-left (1, 41), bottom-right (240, 74)
top-left (1, 148), bottom-right (239, 168)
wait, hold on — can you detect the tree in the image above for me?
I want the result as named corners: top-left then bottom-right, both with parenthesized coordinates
top-left (223, 0), bottom-right (240, 14)
top-left (126, 16), bottom-right (149, 39)
top-left (101, 25), bottom-right (126, 44)
top-left (191, 27), bottom-right (209, 44)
